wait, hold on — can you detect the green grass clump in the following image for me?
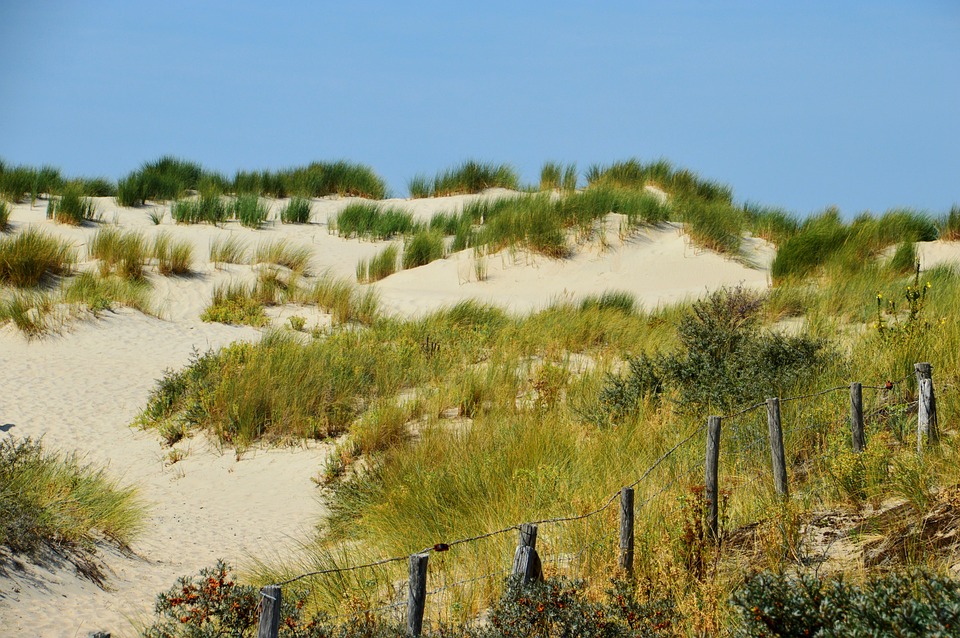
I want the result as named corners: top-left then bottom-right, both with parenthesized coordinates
top-left (0, 163), bottom-right (65, 203)
top-left (209, 235), bottom-right (248, 266)
top-left (230, 194), bottom-right (269, 228)
top-left (419, 160), bottom-right (520, 197)
top-left (116, 156), bottom-right (217, 206)
top-left (88, 227), bottom-right (149, 279)
top-left (403, 230), bottom-right (445, 268)
top-left (539, 161), bottom-right (577, 192)
top-left (0, 200), bottom-right (10, 232)
top-left (253, 239), bottom-right (311, 273)
top-left (153, 232), bottom-right (194, 275)
top-left (407, 174), bottom-right (432, 198)
top-left (587, 157), bottom-right (733, 204)
top-left (298, 272), bottom-right (380, 325)
top-left (0, 289), bottom-right (56, 337)
top-left (232, 169), bottom-right (288, 197)
top-left (280, 161), bottom-right (387, 199)
top-left (280, 197), bottom-right (312, 224)
top-left (46, 184), bottom-right (98, 225)
top-left (356, 244), bottom-right (399, 283)
top-left (743, 202), bottom-right (799, 244)
top-left (74, 176), bottom-right (116, 197)
top-left (0, 228), bottom-right (75, 287)
top-left (333, 202), bottom-right (418, 239)
top-left (678, 197), bottom-right (747, 256)
top-left (62, 271), bottom-right (153, 315)
top-left (172, 192), bottom-right (228, 225)
top-left (939, 204), bottom-right (960, 240)
top-left (0, 437), bottom-right (143, 557)
top-left (201, 281), bottom-right (270, 327)
top-left (579, 290), bottom-right (637, 315)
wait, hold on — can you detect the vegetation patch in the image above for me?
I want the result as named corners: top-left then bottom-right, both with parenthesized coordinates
top-left (0, 228), bottom-right (75, 287)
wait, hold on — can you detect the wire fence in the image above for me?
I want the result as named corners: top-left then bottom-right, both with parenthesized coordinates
top-left (255, 366), bottom-right (944, 636)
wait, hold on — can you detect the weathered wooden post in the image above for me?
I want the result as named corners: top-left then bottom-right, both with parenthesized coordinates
top-left (767, 398), bottom-right (789, 498)
top-left (705, 416), bottom-right (722, 542)
top-left (850, 382), bottom-right (865, 453)
top-left (619, 487), bottom-right (635, 575)
top-left (915, 362), bottom-right (939, 452)
top-left (257, 585), bottom-right (281, 638)
top-left (512, 523), bottom-right (542, 585)
top-left (407, 553), bottom-right (429, 637)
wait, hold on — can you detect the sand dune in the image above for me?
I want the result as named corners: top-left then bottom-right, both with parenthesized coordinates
top-left (12, 191), bottom-right (958, 635)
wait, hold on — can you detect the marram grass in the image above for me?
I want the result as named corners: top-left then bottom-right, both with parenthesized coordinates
top-left (0, 228), bottom-right (75, 287)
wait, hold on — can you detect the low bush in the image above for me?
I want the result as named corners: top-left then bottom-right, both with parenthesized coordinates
top-left (0, 228), bottom-right (75, 287)
top-left (731, 570), bottom-right (960, 637)
top-left (280, 196), bottom-right (312, 224)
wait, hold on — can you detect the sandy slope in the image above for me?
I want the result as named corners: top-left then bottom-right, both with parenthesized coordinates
top-left (0, 189), bottom-right (778, 636)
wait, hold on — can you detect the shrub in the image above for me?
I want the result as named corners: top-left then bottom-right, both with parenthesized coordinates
top-left (46, 183), bottom-right (97, 225)
top-left (280, 196), bottom-right (312, 224)
top-left (402, 230), bottom-right (445, 268)
top-left (0, 437), bottom-right (143, 558)
top-left (231, 193), bottom-right (269, 228)
top-left (596, 286), bottom-right (833, 418)
top-left (0, 228), bottom-right (75, 287)
top-left (153, 232), bottom-right (194, 275)
top-left (731, 570), bottom-right (960, 637)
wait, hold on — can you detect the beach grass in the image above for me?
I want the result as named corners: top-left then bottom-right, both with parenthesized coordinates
top-left (333, 202), bottom-right (418, 240)
top-left (280, 197), bottom-right (312, 224)
top-left (88, 227), bottom-right (149, 279)
top-left (416, 160), bottom-right (520, 197)
top-left (540, 161), bottom-right (578, 192)
top-left (62, 270), bottom-right (153, 315)
top-left (0, 228), bottom-right (75, 287)
top-left (402, 229), bottom-right (445, 268)
top-left (46, 183), bottom-right (98, 225)
top-left (209, 235), bottom-right (249, 266)
top-left (0, 200), bottom-right (10, 232)
top-left (202, 281), bottom-right (270, 327)
top-left (356, 244), bottom-right (399, 283)
top-left (172, 192), bottom-right (228, 225)
top-left (0, 437), bottom-right (144, 556)
top-left (253, 239), bottom-right (311, 273)
top-left (152, 232), bottom-right (194, 275)
top-left (230, 194), bottom-right (270, 229)
top-left (407, 174), bottom-right (432, 199)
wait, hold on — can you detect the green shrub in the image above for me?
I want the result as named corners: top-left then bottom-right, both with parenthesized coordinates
top-left (731, 570), bottom-right (960, 637)
top-left (46, 183), bottom-right (97, 225)
top-left (403, 230), bottom-right (445, 268)
top-left (0, 437), bottom-right (143, 557)
top-left (153, 232), bottom-right (194, 275)
top-left (280, 196), bottom-right (312, 224)
top-left (0, 228), bottom-right (75, 287)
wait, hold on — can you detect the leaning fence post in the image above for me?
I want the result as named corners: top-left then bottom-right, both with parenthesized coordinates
top-left (257, 585), bottom-right (281, 638)
top-left (407, 553), bottom-right (429, 637)
top-left (619, 487), bottom-right (635, 575)
top-left (915, 362), bottom-right (939, 452)
top-left (512, 523), bottom-right (542, 585)
top-left (766, 398), bottom-right (789, 498)
top-left (850, 382), bottom-right (865, 453)
top-left (705, 415), bottom-right (722, 542)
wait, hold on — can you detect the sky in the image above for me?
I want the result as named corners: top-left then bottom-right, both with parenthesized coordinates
top-left (1, 1), bottom-right (957, 216)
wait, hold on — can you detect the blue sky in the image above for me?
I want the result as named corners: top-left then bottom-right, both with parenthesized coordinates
top-left (1, 1), bottom-right (957, 216)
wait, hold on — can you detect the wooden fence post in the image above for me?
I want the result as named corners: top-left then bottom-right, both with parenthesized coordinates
top-left (619, 487), bottom-right (635, 575)
top-left (407, 553), bottom-right (429, 637)
top-left (766, 398), bottom-right (788, 498)
top-left (512, 523), bottom-right (542, 585)
top-left (915, 362), bottom-right (939, 452)
top-left (705, 416), bottom-right (722, 542)
top-left (850, 382), bottom-right (865, 453)
top-left (257, 585), bottom-right (281, 638)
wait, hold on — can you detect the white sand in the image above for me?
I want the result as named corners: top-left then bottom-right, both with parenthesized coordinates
top-left (10, 191), bottom-right (956, 635)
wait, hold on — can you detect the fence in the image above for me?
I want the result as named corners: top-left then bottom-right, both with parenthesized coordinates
top-left (255, 362), bottom-right (943, 638)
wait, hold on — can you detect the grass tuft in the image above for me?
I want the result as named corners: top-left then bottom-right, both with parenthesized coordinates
top-left (88, 227), bottom-right (149, 279)
top-left (46, 183), bottom-right (98, 225)
top-left (230, 194), bottom-right (269, 229)
top-left (0, 228), bottom-right (75, 287)
top-left (153, 232), bottom-right (194, 275)
top-left (356, 244), bottom-right (400, 283)
top-left (403, 230), bottom-right (445, 269)
top-left (280, 197), bottom-right (312, 224)
top-left (253, 239), bottom-right (311, 273)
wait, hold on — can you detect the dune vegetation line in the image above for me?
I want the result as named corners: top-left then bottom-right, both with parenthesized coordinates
top-left (2, 155), bottom-right (960, 635)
